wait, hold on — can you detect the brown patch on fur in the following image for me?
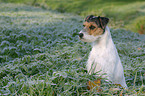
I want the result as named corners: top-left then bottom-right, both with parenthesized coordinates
top-left (83, 21), bottom-right (104, 36)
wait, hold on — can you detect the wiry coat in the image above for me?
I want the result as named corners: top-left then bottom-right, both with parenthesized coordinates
top-left (79, 15), bottom-right (128, 89)
top-left (86, 26), bottom-right (128, 89)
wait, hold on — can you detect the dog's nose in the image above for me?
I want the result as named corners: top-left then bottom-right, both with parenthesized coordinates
top-left (79, 33), bottom-right (84, 38)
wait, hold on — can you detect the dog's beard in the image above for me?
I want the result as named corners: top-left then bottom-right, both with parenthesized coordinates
top-left (80, 34), bottom-right (101, 42)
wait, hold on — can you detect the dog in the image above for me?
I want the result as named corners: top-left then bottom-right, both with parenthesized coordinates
top-left (79, 15), bottom-right (128, 89)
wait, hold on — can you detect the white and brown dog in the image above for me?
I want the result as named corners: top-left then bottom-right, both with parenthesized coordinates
top-left (79, 15), bottom-right (128, 89)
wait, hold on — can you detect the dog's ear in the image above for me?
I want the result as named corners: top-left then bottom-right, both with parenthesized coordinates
top-left (85, 15), bottom-right (94, 22)
top-left (98, 16), bottom-right (109, 29)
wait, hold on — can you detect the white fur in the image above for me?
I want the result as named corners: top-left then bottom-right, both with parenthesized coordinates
top-left (79, 30), bottom-right (102, 42)
top-left (80, 26), bottom-right (128, 89)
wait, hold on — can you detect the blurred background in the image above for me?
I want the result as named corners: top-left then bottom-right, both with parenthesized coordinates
top-left (0, 0), bottom-right (145, 34)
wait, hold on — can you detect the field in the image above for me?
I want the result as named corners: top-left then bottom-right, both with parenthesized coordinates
top-left (2, 0), bottom-right (145, 33)
top-left (0, 3), bottom-right (145, 96)
top-left (40, 0), bottom-right (145, 34)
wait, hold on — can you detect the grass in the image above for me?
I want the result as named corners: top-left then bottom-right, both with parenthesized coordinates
top-left (30, 0), bottom-right (145, 33)
top-left (1, 0), bottom-right (145, 33)
top-left (0, 3), bottom-right (145, 95)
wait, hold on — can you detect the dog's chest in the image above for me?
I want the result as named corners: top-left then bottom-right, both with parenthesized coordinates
top-left (87, 38), bottom-right (118, 75)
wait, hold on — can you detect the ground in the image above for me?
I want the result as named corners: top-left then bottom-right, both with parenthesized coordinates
top-left (0, 3), bottom-right (145, 95)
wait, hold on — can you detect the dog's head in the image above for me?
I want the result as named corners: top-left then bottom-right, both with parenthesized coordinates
top-left (79, 15), bottom-right (109, 42)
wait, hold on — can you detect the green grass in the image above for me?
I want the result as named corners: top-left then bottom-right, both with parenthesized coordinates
top-left (0, 0), bottom-right (145, 33)
top-left (45, 0), bottom-right (145, 33)
top-left (24, 0), bottom-right (145, 33)
top-left (0, 3), bottom-right (145, 95)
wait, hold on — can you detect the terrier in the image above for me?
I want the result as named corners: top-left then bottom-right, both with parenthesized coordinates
top-left (79, 15), bottom-right (128, 89)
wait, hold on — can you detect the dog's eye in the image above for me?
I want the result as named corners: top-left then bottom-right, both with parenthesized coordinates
top-left (89, 25), bottom-right (96, 30)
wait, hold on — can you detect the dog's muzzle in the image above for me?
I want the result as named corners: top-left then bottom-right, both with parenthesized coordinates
top-left (79, 33), bottom-right (84, 38)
